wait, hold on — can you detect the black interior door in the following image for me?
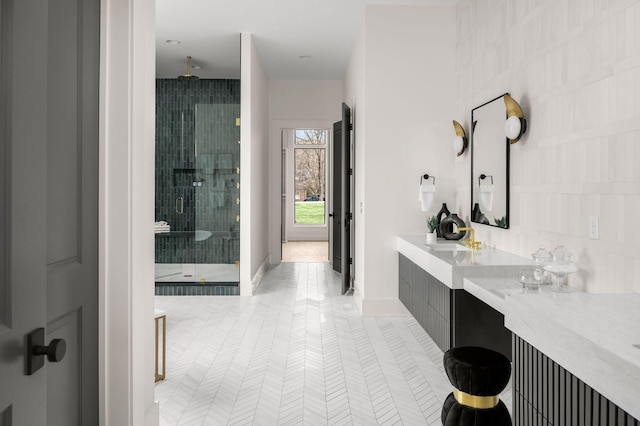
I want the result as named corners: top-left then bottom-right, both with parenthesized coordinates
top-left (331, 103), bottom-right (352, 294)
top-left (331, 121), bottom-right (342, 273)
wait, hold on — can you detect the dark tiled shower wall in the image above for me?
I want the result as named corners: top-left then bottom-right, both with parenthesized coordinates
top-left (154, 233), bottom-right (239, 264)
top-left (155, 79), bottom-right (240, 264)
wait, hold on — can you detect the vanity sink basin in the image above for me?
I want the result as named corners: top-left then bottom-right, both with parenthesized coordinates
top-left (425, 243), bottom-right (472, 252)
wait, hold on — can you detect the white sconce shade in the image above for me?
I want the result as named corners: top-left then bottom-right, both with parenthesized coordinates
top-left (453, 136), bottom-right (464, 154)
top-left (503, 94), bottom-right (527, 143)
top-left (505, 116), bottom-right (522, 140)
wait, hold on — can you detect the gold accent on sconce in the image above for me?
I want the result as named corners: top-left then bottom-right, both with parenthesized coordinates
top-left (452, 120), bottom-right (468, 157)
top-left (503, 94), bottom-right (528, 144)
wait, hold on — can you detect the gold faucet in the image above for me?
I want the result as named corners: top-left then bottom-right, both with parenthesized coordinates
top-left (456, 227), bottom-right (481, 250)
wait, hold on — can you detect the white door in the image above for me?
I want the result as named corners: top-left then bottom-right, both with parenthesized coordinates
top-left (0, 0), bottom-right (100, 424)
top-left (283, 128), bottom-right (330, 242)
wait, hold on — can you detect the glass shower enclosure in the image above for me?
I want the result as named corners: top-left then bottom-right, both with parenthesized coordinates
top-left (154, 79), bottom-right (240, 295)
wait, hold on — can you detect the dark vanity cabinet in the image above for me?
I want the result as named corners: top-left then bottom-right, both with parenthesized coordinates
top-left (399, 253), bottom-right (451, 351)
top-left (399, 254), bottom-right (511, 360)
top-left (513, 336), bottom-right (640, 426)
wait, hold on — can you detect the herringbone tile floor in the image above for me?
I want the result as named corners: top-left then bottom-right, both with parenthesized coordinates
top-left (155, 262), bottom-right (511, 425)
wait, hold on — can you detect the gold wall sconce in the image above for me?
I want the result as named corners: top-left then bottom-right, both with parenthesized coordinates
top-left (452, 120), bottom-right (468, 156)
top-left (503, 94), bottom-right (527, 143)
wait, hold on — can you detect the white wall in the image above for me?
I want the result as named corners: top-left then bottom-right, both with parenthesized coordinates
top-left (269, 80), bottom-right (343, 121)
top-left (100, 0), bottom-right (157, 424)
top-left (268, 80), bottom-right (343, 262)
top-left (454, 0), bottom-right (640, 294)
top-left (345, 5), bottom-right (457, 314)
top-left (344, 18), bottom-right (366, 312)
top-left (240, 33), bottom-right (270, 294)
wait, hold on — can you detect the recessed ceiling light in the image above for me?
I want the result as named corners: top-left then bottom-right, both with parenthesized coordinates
top-left (192, 65), bottom-right (202, 70)
top-left (166, 40), bottom-right (181, 45)
top-left (299, 55), bottom-right (312, 60)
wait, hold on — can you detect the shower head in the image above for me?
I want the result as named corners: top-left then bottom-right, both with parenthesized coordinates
top-left (178, 56), bottom-right (199, 81)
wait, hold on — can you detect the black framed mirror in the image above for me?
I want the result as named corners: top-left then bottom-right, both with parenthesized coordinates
top-left (471, 93), bottom-right (509, 229)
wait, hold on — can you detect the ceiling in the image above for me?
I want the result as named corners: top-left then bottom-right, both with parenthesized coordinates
top-left (156, 0), bottom-right (458, 80)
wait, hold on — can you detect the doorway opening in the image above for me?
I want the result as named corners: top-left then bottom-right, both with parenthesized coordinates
top-left (281, 128), bottom-right (330, 262)
top-left (281, 241), bottom-right (328, 262)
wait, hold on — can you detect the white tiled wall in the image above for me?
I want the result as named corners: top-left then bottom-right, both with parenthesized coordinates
top-left (454, 0), bottom-right (640, 293)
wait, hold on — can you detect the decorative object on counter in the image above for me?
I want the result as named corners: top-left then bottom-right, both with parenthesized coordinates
top-left (426, 215), bottom-right (438, 243)
top-left (418, 174), bottom-right (436, 212)
top-left (441, 346), bottom-right (512, 426)
top-left (503, 94), bottom-right (527, 144)
top-left (544, 245), bottom-right (577, 292)
top-left (452, 120), bottom-right (468, 156)
top-left (435, 203), bottom-right (451, 237)
top-left (531, 247), bottom-right (553, 285)
top-left (518, 268), bottom-right (545, 290)
top-left (440, 213), bottom-right (466, 240)
top-left (456, 227), bottom-right (481, 249)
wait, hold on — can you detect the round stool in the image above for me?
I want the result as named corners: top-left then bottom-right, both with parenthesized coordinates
top-left (441, 346), bottom-right (512, 426)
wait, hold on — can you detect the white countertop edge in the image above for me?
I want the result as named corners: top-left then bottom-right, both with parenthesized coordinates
top-left (397, 236), bottom-right (454, 288)
top-left (462, 278), bottom-right (516, 314)
top-left (505, 298), bottom-right (640, 420)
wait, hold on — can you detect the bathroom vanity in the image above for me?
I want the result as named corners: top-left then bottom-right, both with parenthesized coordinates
top-left (397, 235), bottom-right (533, 359)
top-left (397, 236), bottom-right (640, 424)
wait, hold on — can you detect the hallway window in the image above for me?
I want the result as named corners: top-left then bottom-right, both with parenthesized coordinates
top-left (294, 129), bottom-right (327, 225)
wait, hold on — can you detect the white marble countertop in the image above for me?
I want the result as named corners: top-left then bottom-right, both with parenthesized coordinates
top-left (505, 291), bottom-right (640, 420)
top-left (462, 275), bottom-right (640, 420)
top-left (462, 277), bottom-right (524, 314)
top-left (397, 235), bottom-right (534, 289)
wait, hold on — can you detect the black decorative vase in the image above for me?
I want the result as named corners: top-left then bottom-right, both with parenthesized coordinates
top-left (435, 203), bottom-right (451, 238)
top-left (440, 213), bottom-right (466, 240)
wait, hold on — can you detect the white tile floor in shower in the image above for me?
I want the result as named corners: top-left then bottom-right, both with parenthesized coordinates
top-left (155, 262), bottom-right (511, 425)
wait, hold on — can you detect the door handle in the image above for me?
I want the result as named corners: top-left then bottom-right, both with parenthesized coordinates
top-left (176, 196), bottom-right (184, 214)
top-left (26, 328), bottom-right (67, 375)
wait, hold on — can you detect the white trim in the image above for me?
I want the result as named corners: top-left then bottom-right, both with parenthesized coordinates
top-left (239, 33), bottom-right (252, 297)
top-left (251, 256), bottom-right (271, 294)
top-left (362, 298), bottom-right (410, 316)
top-left (270, 120), bottom-right (334, 263)
top-left (99, 0), bottom-right (157, 424)
top-left (274, 122), bottom-right (333, 251)
top-left (285, 128), bottom-right (330, 242)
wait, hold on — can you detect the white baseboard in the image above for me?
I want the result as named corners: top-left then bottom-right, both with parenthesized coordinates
top-left (251, 256), bottom-right (271, 294)
top-left (352, 292), bottom-right (411, 316)
top-left (351, 280), bottom-right (410, 316)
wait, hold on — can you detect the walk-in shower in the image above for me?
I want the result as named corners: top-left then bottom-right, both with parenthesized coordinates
top-left (154, 78), bottom-right (240, 295)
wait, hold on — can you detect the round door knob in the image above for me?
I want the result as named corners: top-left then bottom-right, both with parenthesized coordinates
top-left (33, 338), bottom-right (66, 363)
